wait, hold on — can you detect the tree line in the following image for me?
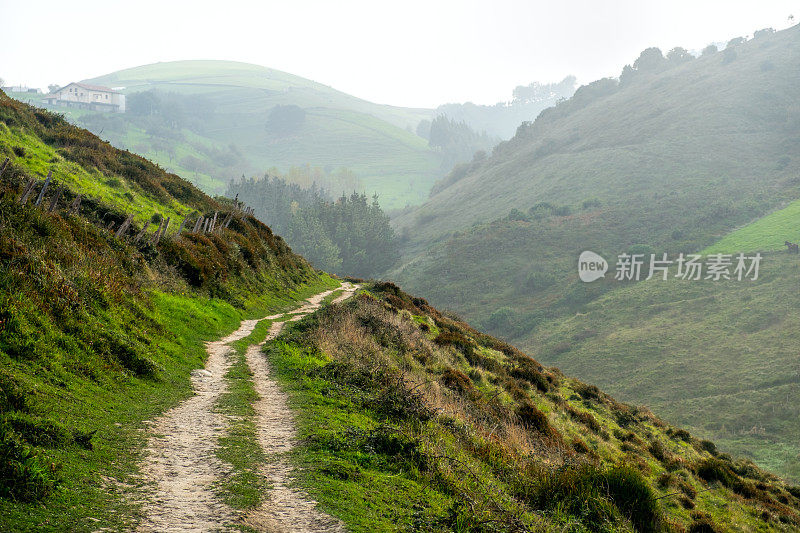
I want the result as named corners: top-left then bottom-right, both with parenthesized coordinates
top-left (226, 177), bottom-right (399, 278)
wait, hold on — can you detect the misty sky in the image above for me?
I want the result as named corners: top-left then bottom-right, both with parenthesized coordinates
top-left (0, 0), bottom-right (795, 108)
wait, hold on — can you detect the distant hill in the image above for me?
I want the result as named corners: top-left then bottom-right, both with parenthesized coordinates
top-left (435, 76), bottom-right (577, 139)
top-left (82, 61), bottom-right (441, 209)
top-left (88, 60), bottom-right (431, 129)
top-left (10, 61), bottom-right (576, 210)
top-left (390, 25), bottom-right (800, 481)
top-left (393, 24), bottom-right (800, 315)
top-left (1, 61), bottom-right (436, 208)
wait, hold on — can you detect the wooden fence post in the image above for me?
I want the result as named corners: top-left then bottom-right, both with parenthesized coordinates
top-left (221, 213), bottom-right (232, 230)
top-left (134, 221), bottom-right (151, 243)
top-left (154, 217), bottom-right (170, 244)
top-left (115, 214), bottom-right (134, 238)
top-left (150, 218), bottom-right (166, 244)
top-left (69, 195), bottom-right (82, 215)
top-left (203, 218), bottom-right (210, 233)
top-left (176, 216), bottom-right (188, 235)
top-left (0, 158), bottom-right (9, 179)
top-left (192, 216), bottom-right (203, 233)
top-left (19, 178), bottom-right (36, 205)
top-left (34, 171), bottom-right (52, 207)
top-left (47, 184), bottom-right (64, 212)
top-left (210, 211), bottom-right (218, 232)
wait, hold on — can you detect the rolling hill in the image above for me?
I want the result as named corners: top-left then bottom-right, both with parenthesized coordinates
top-left (389, 25), bottom-right (800, 482)
top-left (3, 89), bottom-right (800, 531)
top-left (391, 24), bottom-right (800, 345)
top-left (85, 61), bottom-right (440, 208)
top-left (394, 26), bottom-right (800, 249)
top-left (8, 61), bottom-right (441, 209)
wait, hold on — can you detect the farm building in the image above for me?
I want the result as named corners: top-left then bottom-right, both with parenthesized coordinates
top-left (44, 82), bottom-right (126, 113)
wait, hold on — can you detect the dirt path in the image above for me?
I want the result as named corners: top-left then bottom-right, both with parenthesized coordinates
top-left (137, 319), bottom-right (262, 532)
top-left (136, 283), bottom-right (357, 532)
top-left (243, 282), bottom-right (358, 532)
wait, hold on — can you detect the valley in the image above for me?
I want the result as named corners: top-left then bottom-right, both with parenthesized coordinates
top-left (4, 7), bottom-right (800, 531)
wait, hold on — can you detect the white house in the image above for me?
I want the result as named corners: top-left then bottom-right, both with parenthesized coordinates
top-left (44, 83), bottom-right (126, 113)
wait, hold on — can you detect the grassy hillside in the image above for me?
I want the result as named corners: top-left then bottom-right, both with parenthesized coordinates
top-left (88, 60), bottom-right (431, 129)
top-left (530, 252), bottom-right (800, 484)
top-left (79, 60), bottom-right (440, 208)
top-left (396, 26), bottom-right (800, 243)
top-left (266, 282), bottom-right (800, 531)
top-left (0, 90), bottom-right (339, 529)
top-left (393, 26), bottom-right (800, 303)
top-left (386, 26), bottom-right (800, 487)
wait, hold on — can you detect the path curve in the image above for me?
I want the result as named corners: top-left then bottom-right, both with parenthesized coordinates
top-left (243, 282), bottom-right (358, 532)
top-left (136, 283), bottom-right (357, 532)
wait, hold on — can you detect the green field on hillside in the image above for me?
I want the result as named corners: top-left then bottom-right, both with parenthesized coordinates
top-left (704, 198), bottom-right (800, 254)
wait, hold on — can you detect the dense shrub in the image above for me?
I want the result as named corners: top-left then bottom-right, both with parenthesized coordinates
top-left (696, 439), bottom-right (718, 456)
top-left (524, 269), bottom-right (557, 291)
top-left (722, 48), bottom-right (737, 64)
top-left (574, 382), bottom-right (602, 401)
top-left (696, 458), bottom-right (738, 487)
top-left (441, 368), bottom-right (473, 395)
top-left (582, 197), bottom-right (602, 209)
top-left (0, 371), bottom-right (31, 413)
top-left (668, 427), bottom-right (692, 442)
top-left (648, 440), bottom-right (669, 463)
top-left (516, 402), bottom-right (553, 436)
top-left (571, 438), bottom-right (592, 455)
top-left (433, 330), bottom-right (473, 353)
top-left (104, 331), bottom-right (157, 377)
top-left (604, 466), bottom-right (664, 532)
top-left (527, 464), bottom-right (663, 532)
top-left (688, 513), bottom-right (722, 533)
top-left (507, 357), bottom-right (549, 392)
top-left (507, 208), bottom-right (528, 221)
top-left (3, 413), bottom-right (71, 448)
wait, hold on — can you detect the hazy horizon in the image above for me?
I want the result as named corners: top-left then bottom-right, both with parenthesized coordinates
top-left (0, 0), bottom-right (796, 108)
